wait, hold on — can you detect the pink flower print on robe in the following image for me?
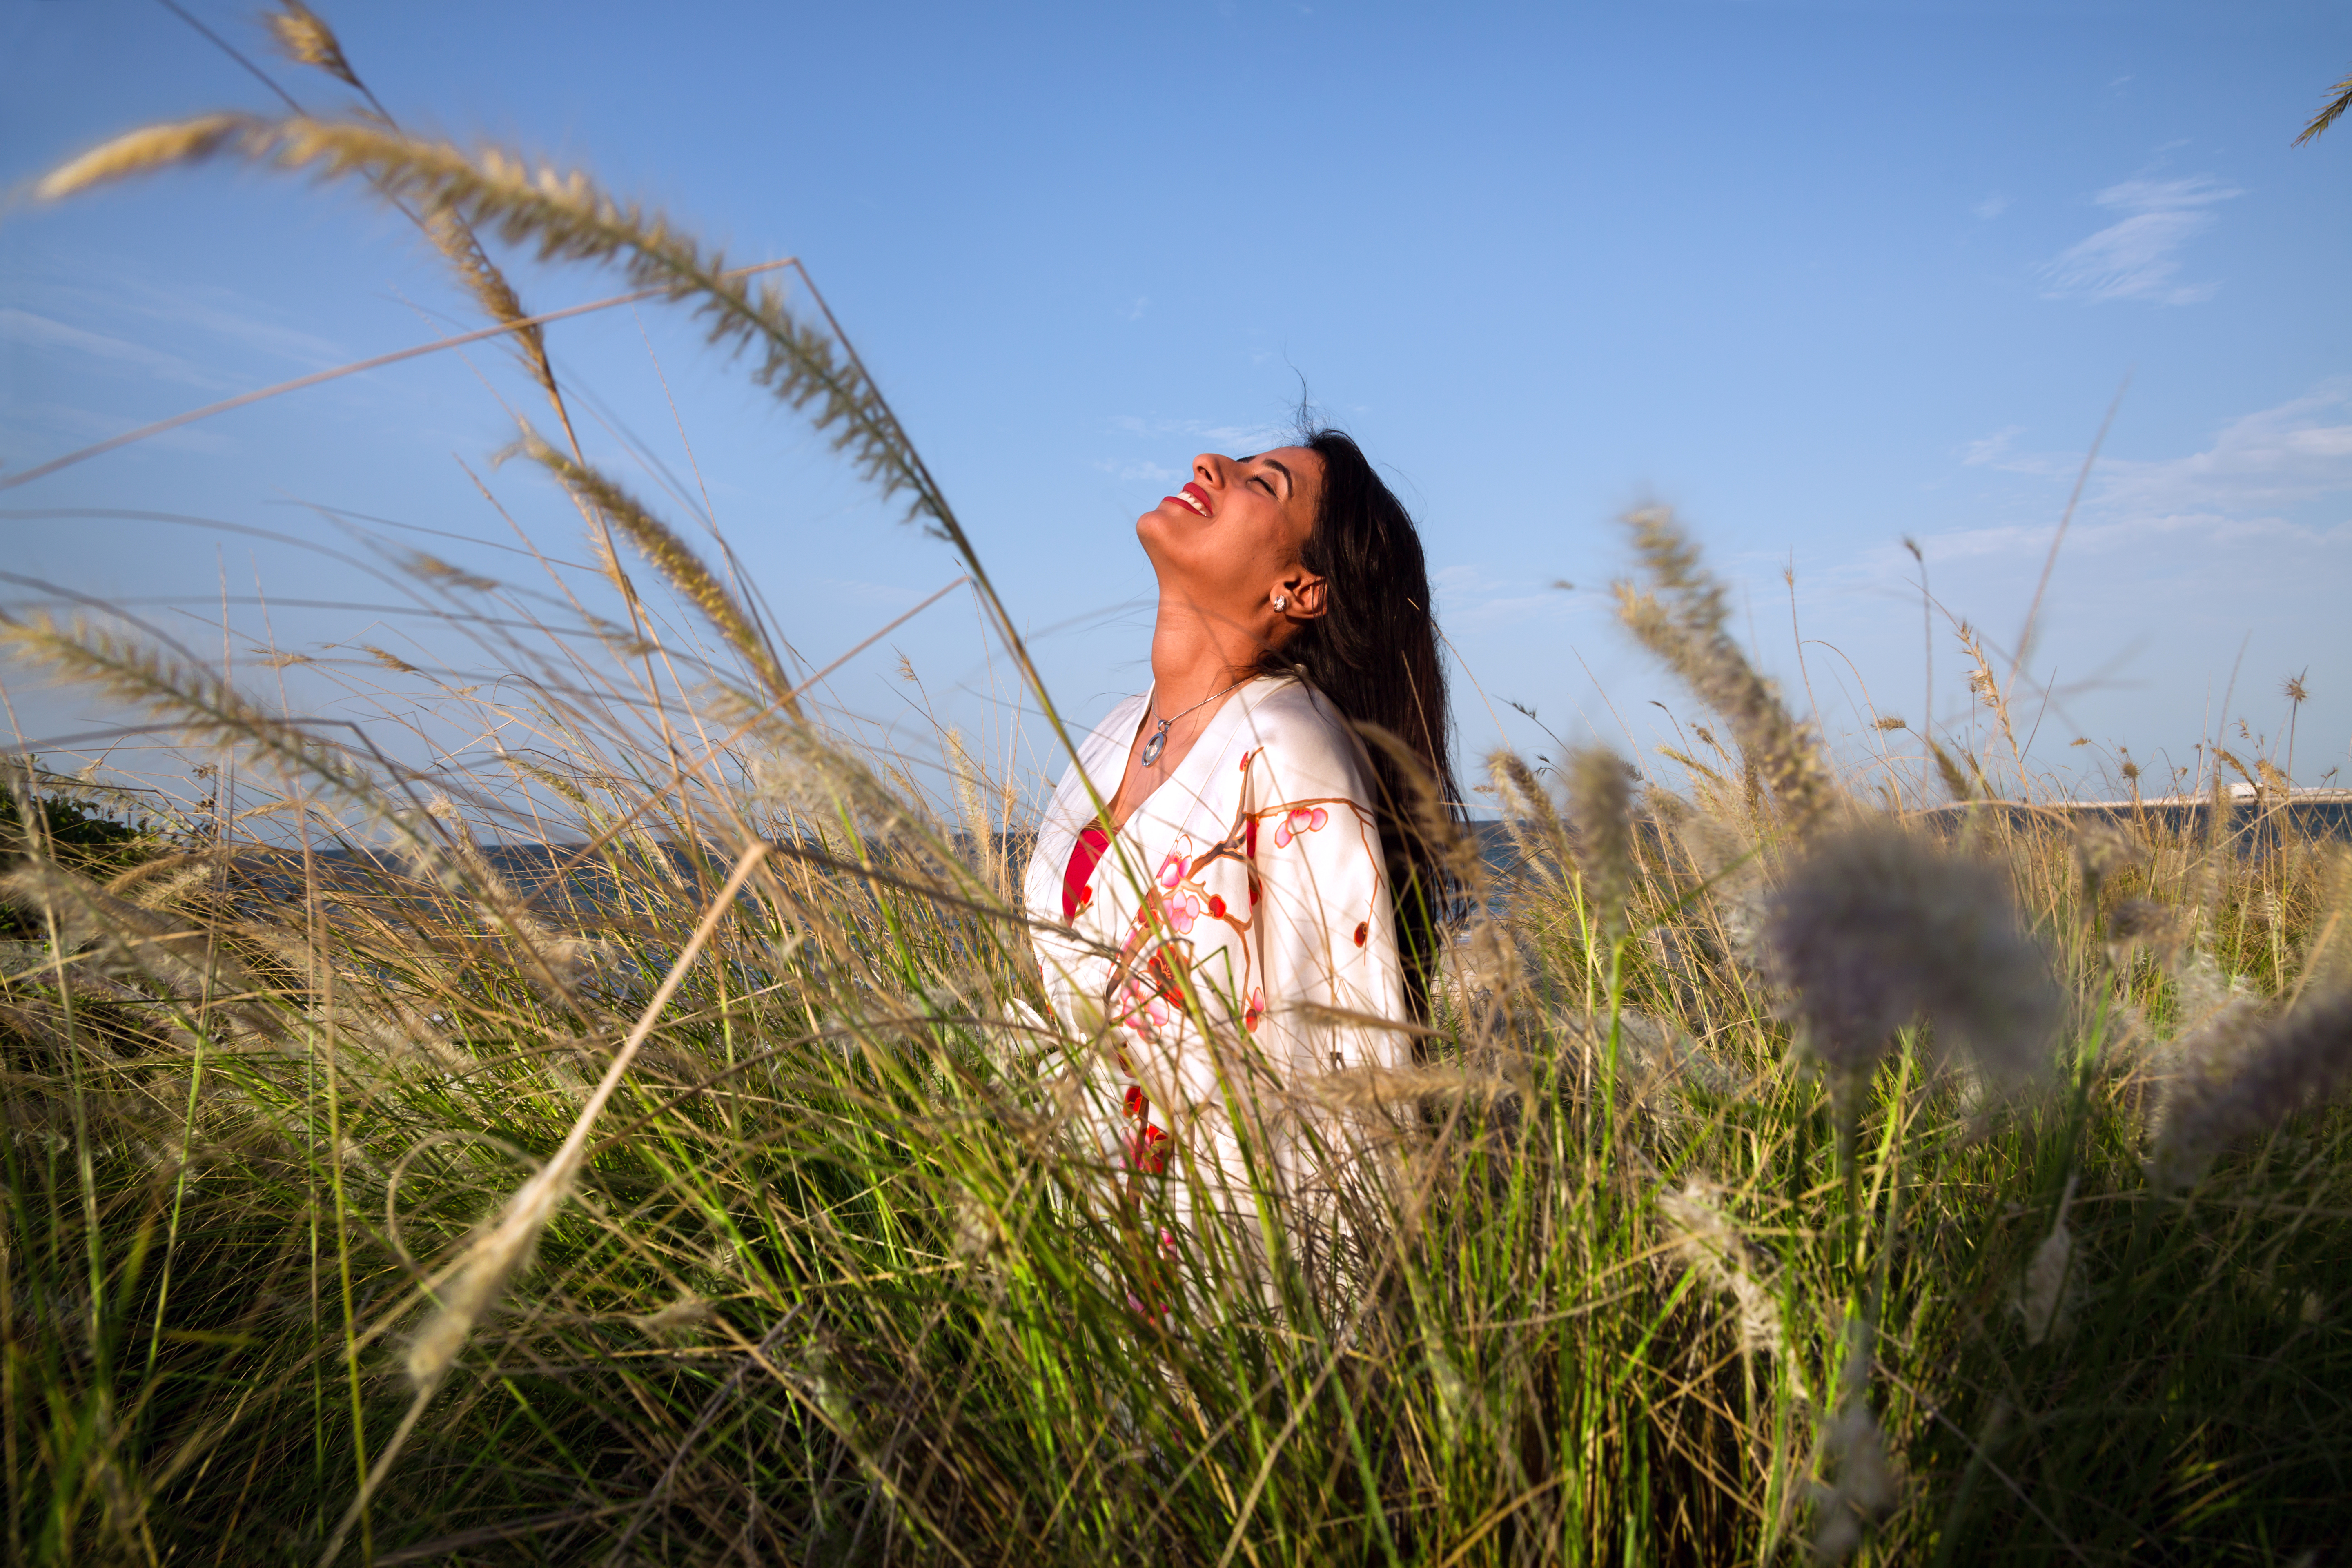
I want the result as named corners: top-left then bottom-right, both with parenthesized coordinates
top-left (1272, 806), bottom-right (1328, 848)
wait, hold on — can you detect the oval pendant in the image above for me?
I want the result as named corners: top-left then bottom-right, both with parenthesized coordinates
top-left (1140, 724), bottom-right (1169, 766)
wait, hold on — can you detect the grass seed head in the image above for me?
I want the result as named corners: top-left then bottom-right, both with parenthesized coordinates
top-left (407, 1164), bottom-right (572, 1388)
top-left (1612, 507), bottom-right (1833, 834)
top-left (2019, 1174), bottom-right (2078, 1346)
top-left (264, 1), bottom-right (362, 89)
top-left (2074, 822), bottom-right (2144, 889)
top-left (1813, 1400), bottom-right (1896, 1561)
top-left (34, 115), bottom-right (255, 200)
top-left (1762, 823), bottom-right (2061, 1091)
top-left (1657, 1179), bottom-right (1786, 1361)
top-left (1812, 1326), bottom-right (1897, 1561)
top-left (2150, 988), bottom-right (2352, 1189)
top-left (2105, 896), bottom-right (2178, 971)
top-left (1564, 744), bottom-right (1636, 940)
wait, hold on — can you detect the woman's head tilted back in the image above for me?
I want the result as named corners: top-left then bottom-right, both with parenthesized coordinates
top-left (1133, 426), bottom-right (1461, 1018)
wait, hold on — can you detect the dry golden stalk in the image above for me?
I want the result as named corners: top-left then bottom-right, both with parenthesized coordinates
top-left (515, 432), bottom-right (795, 712)
top-left (1612, 507), bottom-right (1833, 835)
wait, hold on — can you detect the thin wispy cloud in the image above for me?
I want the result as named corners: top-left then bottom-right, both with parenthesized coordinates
top-left (12, 271), bottom-right (347, 369)
top-left (1096, 458), bottom-right (1180, 485)
top-left (1928, 383), bottom-right (2352, 566)
top-left (1107, 414), bottom-right (1296, 452)
top-left (1961, 425), bottom-right (2032, 470)
top-left (2039, 175), bottom-right (2241, 305)
top-left (0, 307), bottom-right (234, 390)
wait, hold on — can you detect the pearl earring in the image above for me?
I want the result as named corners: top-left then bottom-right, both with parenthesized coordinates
top-left (1271, 592), bottom-right (1290, 612)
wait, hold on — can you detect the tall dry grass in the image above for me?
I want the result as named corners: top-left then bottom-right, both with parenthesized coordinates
top-left (5, 11), bottom-right (2352, 1563)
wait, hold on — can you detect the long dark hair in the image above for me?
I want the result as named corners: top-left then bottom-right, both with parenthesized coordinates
top-left (1258, 428), bottom-right (1463, 1028)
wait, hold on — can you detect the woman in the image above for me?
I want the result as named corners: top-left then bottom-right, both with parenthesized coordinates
top-left (1022, 428), bottom-right (1459, 1298)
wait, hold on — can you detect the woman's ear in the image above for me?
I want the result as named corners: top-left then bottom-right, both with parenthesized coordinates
top-left (1282, 573), bottom-right (1330, 621)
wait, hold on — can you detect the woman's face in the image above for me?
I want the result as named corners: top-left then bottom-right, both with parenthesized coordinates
top-left (1136, 447), bottom-right (1325, 633)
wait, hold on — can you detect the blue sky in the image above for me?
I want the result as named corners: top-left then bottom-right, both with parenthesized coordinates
top-left (4, 0), bottom-right (2349, 818)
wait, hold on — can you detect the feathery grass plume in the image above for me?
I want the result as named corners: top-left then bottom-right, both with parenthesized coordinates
top-left (944, 728), bottom-right (1000, 898)
top-left (423, 206), bottom-right (558, 397)
top-left (2019, 1173), bottom-right (2078, 1346)
top-left (1, 859), bottom-right (209, 982)
top-left (109, 856), bottom-right (213, 912)
top-left (405, 1160), bottom-right (570, 1388)
top-left (1925, 737), bottom-right (1973, 804)
top-left (1812, 1331), bottom-right (1897, 1563)
top-left (516, 431), bottom-right (795, 710)
top-left (32, 115), bottom-right (249, 200)
top-left (1488, 749), bottom-right (1570, 893)
top-left (1874, 715), bottom-right (1908, 732)
top-left (2213, 747), bottom-right (2258, 795)
top-left (2185, 762), bottom-right (2235, 924)
top-left (362, 644), bottom-right (421, 675)
top-left (404, 550), bottom-right (497, 592)
top-left (2149, 989), bottom-right (2352, 1189)
top-left (2073, 822), bottom-right (2142, 878)
top-left (2074, 821), bottom-right (2145, 928)
top-left (629, 1295), bottom-right (715, 1338)
top-left (2105, 896), bottom-right (2178, 973)
top-left (1655, 1178), bottom-right (1788, 1362)
top-left (1953, 619), bottom-right (2026, 778)
top-left (2300, 845), bottom-right (2352, 994)
top-left (1564, 744), bottom-right (1636, 941)
top-left (2296, 64), bottom-right (2352, 146)
top-left (35, 116), bottom-right (938, 526)
top-left (950, 1193), bottom-right (1011, 1268)
top-left (0, 611), bottom-right (395, 826)
top-left (263, 0), bottom-right (361, 90)
top-left (262, 3), bottom-right (572, 416)
top-left (1760, 822), bottom-right (2062, 1095)
top-left (1612, 507), bottom-right (1833, 834)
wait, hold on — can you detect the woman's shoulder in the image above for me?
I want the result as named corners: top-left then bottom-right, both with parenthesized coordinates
top-left (1237, 678), bottom-right (1374, 797)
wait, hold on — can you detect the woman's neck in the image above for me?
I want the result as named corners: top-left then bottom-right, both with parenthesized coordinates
top-left (1148, 598), bottom-right (1258, 714)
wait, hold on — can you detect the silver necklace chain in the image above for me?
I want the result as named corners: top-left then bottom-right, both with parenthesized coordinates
top-left (1139, 676), bottom-right (1250, 766)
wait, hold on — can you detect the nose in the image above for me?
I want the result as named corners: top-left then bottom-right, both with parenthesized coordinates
top-left (1192, 453), bottom-right (1230, 490)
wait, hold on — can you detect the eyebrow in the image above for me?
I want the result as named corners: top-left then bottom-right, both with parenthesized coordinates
top-left (1250, 456), bottom-right (1294, 499)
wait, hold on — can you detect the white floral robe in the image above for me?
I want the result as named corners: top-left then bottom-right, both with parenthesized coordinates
top-left (1023, 674), bottom-right (1410, 1286)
